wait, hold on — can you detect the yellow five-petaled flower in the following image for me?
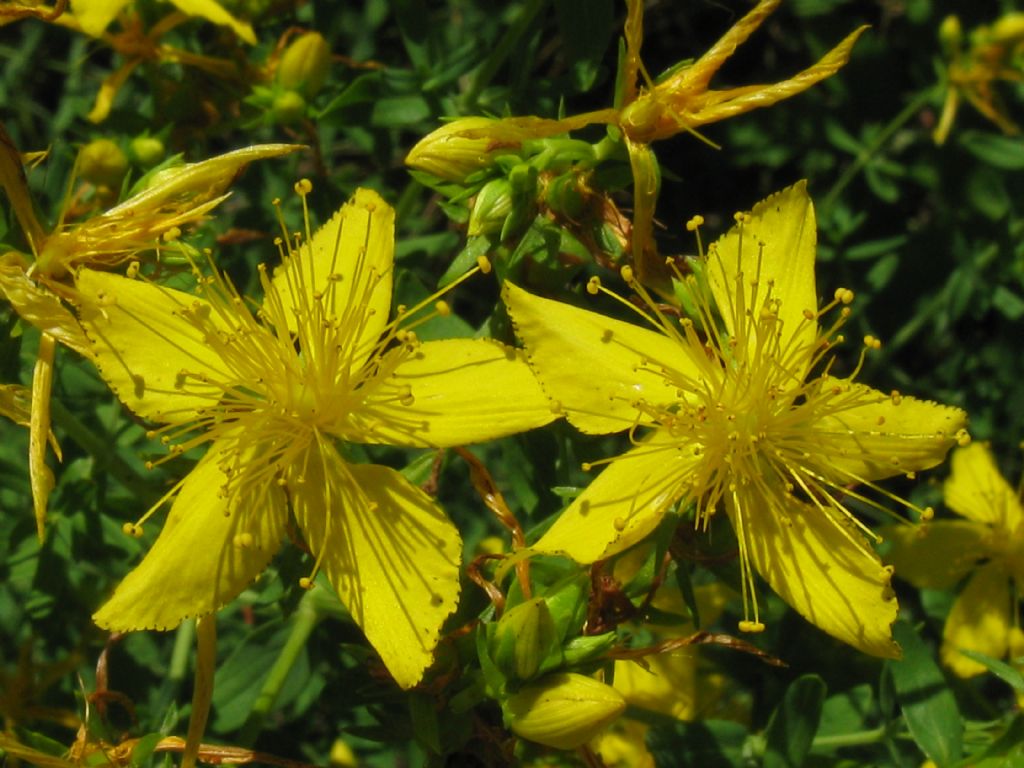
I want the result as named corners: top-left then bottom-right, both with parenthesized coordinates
top-left (884, 443), bottom-right (1024, 676)
top-left (504, 182), bottom-right (968, 657)
top-left (76, 185), bottom-right (555, 688)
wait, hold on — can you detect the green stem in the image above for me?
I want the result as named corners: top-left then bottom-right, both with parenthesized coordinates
top-left (237, 589), bottom-right (322, 746)
top-left (811, 725), bottom-right (888, 750)
top-left (820, 86), bottom-right (939, 214)
top-left (182, 616), bottom-right (217, 768)
top-left (461, 0), bottom-right (548, 110)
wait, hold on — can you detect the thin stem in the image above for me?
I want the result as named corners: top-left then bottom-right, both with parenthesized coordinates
top-left (182, 615), bottom-right (217, 768)
top-left (153, 619), bottom-right (195, 721)
top-left (811, 725), bottom-right (888, 750)
top-left (820, 86), bottom-right (939, 214)
top-left (237, 588), bottom-right (322, 746)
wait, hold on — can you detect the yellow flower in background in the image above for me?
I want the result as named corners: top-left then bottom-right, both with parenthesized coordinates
top-left (68, 0), bottom-right (254, 41)
top-left (76, 185), bottom-right (555, 688)
top-left (933, 13), bottom-right (1024, 145)
top-left (504, 182), bottom-right (968, 657)
top-left (593, 573), bottom-right (735, 768)
top-left (407, 0), bottom-right (866, 282)
top-left (0, 130), bottom-right (299, 540)
top-left (884, 443), bottom-right (1024, 677)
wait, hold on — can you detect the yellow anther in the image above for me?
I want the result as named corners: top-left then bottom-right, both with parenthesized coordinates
top-left (620, 265), bottom-right (635, 283)
top-left (299, 576), bottom-right (315, 589)
top-left (920, 507), bottom-right (935, 522)
top-left (686, 215), bottom-right (704, 231)
top-left (122, 522), bottom-right (143, 538)
top-left (126, 261), bottom-right (141, 279)
top-left (834, 287), bottom-right (855, 304)
top-left (476, 255), bottom-right (492, 274)
top-left (733, 212), bottom-right (748, 224)
top-left (738, 620), bottom-right (765, 633)
top-left (864, 335), bottom-right (881, 350)
top-left (890, 390), bottom-right (903, 405)
top-left (163, 227), bottom-right (181, 242)
top-left (956, 429), bottom-right (971, 446)
top-left (613, 517), bottom-right (627, 532)
top-left (234, 532), bottom-right (254, 548)
top-left (435, 300), bottom-right (451, 316)
top-left (586, 276), bottom-right (601, 295)
top-left (802, 308), bottom-right (815, 320)
top-left (294, 178), bottom-right (313, 195)
top-left (581, 462), bottom-right (593, 472)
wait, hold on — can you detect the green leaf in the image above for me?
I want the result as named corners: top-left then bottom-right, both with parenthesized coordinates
top-left (130, 733), bottom-right (164, 767)
top-left (958, 132), bottom-right (1024, 170)
top-left (888, 621), bottom-right (963, 767)
top-left (646, 719), bottom-right (748, 768)
top-left (958, 649), bottom-right (1024, 692)
top-left (763, 675), bottom-right (827, 768)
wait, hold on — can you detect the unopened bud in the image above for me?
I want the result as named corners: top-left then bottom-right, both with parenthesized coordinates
top-left (503, 673), bottom-right (626, 750)
top-left (560, 631), bottom-right (617, 667)
top-left (491, 597), bottom-right (558, 682)
top-left (78, 139), bottom-right (128, 188)
top-left (406, 116), bottom-right (540, 183)
top-left (991, 13), bottom-right (1024, 46)
top-left (938, 15), bottom-right (962, 57)
top-left (468, 177), bottom-right (513, 236)
top-left (130, 136), bottom-right (165, 168)
top-left (277, 32), bottom-right (331, 97)
top-left (272, 90), bottom-right (307, 126)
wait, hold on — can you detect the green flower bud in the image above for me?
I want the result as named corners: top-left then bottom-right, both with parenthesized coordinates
top-left (277, 32), bottom-right (331, 98)
top-left (491, 597), bottom-right (559, 682)
top-left (272, 90), bottom-right (307, 126)
top-left (991, 13), bottom-right (1024, 46)
top-left (503, 673), bottom-right (626, 750)
top-left (544, 172), bottom-right (587, 220)
top-left (406, 116), bottom-right (539, 183)
top-left (130, 136), bottom-right (165, 168)
top-left (78, 139), bottom-right (128, 189)
top-left (468, 177), bottom-right (512, 236)
top-left (938, 15), bottom-right (962, 57)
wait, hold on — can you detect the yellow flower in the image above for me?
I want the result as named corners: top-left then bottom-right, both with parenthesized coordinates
top-left (883, 443), bottom-right (1024, 677)
top-left (504, 182), bottom-right (968, 657)
top-left (408, 0), bottom-right (866, 282)
top-left (933, 13), bottom-right (1024, 145)
top-left (0, 133), bottom-right (300, 539)
top-left (75, 185), bottom-right (555, 688)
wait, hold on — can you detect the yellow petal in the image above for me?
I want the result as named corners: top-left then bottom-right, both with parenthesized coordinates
top-left (86, 59), bottom-right (140, 124)
top-left (94, 439), bottom-right (286, 631)
top-left (612, 650), bottom-right (696, 721)
top-left (533, 429), bottom-right (697, 563)
top-left (77, 269), bottom-right (232, 423)
top-left (69, 0), bottom-right (130, 37)
top-left (707, 181), bottom-right (818, 363)
top-left (289, 447), bottom-right (461, 689)
top-left (168, 0), bottom-right (256, 44)
top-left (688, 26), bottom-right (870, 127)
top-left (737, 490), bottom-right (899, 658)
top-left (881, 520), bottom-right (990, 590)
top-left (503, 281), bottom-right (691, 434)
top-left (271, 188), bottom-right (394, 370)
top-left (0, 257), bottom-right (92, 358)
top-left (814, 381), bottom-right (967, 483)
top-left (30, 334), bottom-right (56, 541)
top-left (355, 338), bottom-right (555, 447)
top-left (945, 442), bottom-right (1023, 531)
top-left (942, 562), bottom-right (1012, 677)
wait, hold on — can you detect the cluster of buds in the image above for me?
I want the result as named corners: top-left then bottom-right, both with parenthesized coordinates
top-left (246, 31), bottom-right (332, 127)
top-left (475, 569), bottom-right (624, 751)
